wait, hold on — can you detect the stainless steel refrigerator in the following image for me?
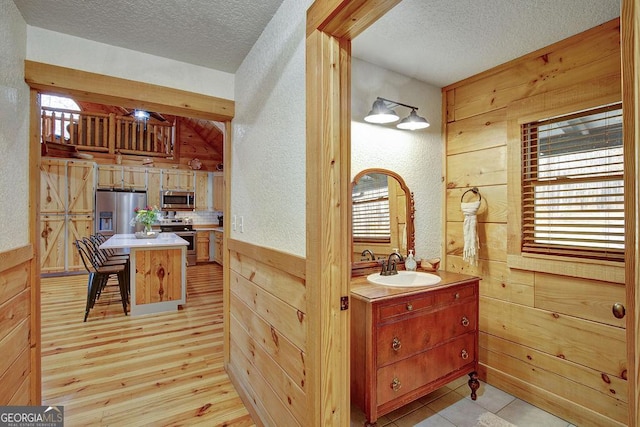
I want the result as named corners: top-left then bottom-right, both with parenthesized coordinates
top-left (95, 190), bottom-right (147, 238)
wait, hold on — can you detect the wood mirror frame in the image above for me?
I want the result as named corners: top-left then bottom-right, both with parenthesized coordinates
top-left (351, 168), bottom-right (415, 274)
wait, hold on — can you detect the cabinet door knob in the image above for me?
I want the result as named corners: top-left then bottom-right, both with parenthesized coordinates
top-left (392, 337), bottom-right (402, 351)
top-left (461, 349), bottom-right (469, 360)
top-left (391, 377), bottom-right (402, 392)
top-left (406, 303), bottom-right (413, 311)
top-left (454, 292), bottom-right (460, 299)
top-left (612, 303), bottom-right (626, 319)
top-left (461, 316), bottom-right (470, 327)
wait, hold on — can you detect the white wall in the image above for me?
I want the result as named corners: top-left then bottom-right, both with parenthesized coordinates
top-left (0, 0), bottom-right (29, 251)
top-left (351, 58), bottom-right (443, 260)
top-left (231, 0), bottom-right (312, 255)
top-left (26, 27), bottom-right (235, 101)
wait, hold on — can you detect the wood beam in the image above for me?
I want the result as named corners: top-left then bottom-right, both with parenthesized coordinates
top-left (306, 0), bottom-right (400, 39)
top-left (24, 61), bottom-right (234, 122)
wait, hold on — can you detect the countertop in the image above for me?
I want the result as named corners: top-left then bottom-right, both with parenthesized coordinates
top-left (194, 226), bottom-right (224, 232)
top-left (99, 233), bottom-right (189, 249)
top-left (350, 270), bottom-right (479, 302)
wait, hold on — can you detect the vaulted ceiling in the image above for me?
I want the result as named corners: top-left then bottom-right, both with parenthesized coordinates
top-left (14, 0), bottom-right (620, 88)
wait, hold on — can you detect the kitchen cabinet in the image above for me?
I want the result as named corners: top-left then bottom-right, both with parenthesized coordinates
top-left (96, 165), bottom-right (123, 189)
top-left (39, 215), bottom-right (66, 273)
top-left (213, 174), bottom-right (224, 212)
top-left (163, 169), bottom-right (194, 191)
top-left (39, 213), bottom-right (94, 274)
top-left (147, 169), bottom-right (162, 208)
top-left (67, 160), bottom-right (95, 213)
top-left (350, 276), bottom-right (479, 426)
top-left (123, 166), bottom-right (146, 190)
top-left (195, 171), bottom-right (210, 210)
top-left (66, 214), bottom-right (94, 271)
top-left (196, 231), bottom-right (210, 262)
top-left (40, 159), bottom-right (95, 273)
top-left (97, 165), bottom-right (145, 190)
top-left (40, 158), bottom-right (66, 214)
top-left (212, 230), bottom-right (223, 264)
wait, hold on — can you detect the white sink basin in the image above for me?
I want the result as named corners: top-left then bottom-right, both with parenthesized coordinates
top-left (367, 271), bottom-right (442, 288)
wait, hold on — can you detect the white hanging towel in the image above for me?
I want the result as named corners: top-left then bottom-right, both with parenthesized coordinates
top-left (461, 200), bottom-right (481, 266)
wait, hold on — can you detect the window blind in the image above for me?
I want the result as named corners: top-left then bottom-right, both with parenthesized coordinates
top-left (352, 176), bottom-right (391, 243)
top-left (521, 103), bottom-right (624, 261)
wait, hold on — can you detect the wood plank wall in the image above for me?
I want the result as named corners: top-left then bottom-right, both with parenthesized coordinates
top-left (442, 19), bottom-right (626, 427)
top-left (0, 245), bottom-right (36, 405)
top-left (226, 239), bottom-right (307, 426)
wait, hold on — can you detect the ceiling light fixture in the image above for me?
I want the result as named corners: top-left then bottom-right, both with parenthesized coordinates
top-left (134, 110), bottom-right (150, 120)
top-left (364, 97), bottom-right (430, 130)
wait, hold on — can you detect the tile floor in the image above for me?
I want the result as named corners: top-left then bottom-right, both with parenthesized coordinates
top-left (351, 377), bottom-right (574, 427)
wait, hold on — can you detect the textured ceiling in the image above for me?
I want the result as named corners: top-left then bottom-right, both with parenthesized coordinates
top-left (13, 0), bottom-right (620, 87)
top-left (13, 0), bottom-right (286, 74)
top-left (352, 0), bottom-right (621, 87)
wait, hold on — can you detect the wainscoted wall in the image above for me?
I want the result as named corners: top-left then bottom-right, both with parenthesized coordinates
top-left (443, 19), bottom-right (625, 426)
top-left (0, 245), bottom-right (37, 405)
top-left (226, 239), bottom-right (307, 425)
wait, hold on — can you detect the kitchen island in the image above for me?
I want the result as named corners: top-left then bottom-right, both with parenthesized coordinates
top-left (99, 233), bottom-right (188, 316)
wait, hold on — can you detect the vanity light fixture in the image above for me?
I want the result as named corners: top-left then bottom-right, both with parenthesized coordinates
top-left (364, 97), bottom-right (430, 130)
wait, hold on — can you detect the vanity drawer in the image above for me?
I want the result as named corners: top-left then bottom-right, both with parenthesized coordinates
top-left (376, 301), bottom-right (476, 366)
top-left (434, 283), bottom-right (476, 305)
top-left (376, 332), bottom-right (476, 406)
top-left (377, 293), bottom-right (435, 320)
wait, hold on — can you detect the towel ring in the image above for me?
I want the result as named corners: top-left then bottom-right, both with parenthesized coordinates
top-left (461, 187), bottom-right (481, 202)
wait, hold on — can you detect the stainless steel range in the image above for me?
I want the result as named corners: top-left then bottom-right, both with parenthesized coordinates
top-left (159, 218), bottom-right (196, 266)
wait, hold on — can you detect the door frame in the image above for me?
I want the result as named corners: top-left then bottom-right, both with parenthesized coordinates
top-left (621, 0), bottom-right (639, 425)
top-left (305, 1), bottom-right (401, 424)
top-left (305, 0), bottom-right (639, 425)
top-left (25, 61), bottom-right (234, 403)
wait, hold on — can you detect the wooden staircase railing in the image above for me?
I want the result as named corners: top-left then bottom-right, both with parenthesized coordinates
top-left (41, 107), bottom-right (174, 157)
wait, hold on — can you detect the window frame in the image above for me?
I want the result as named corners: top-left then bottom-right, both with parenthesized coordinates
top-left (520, 103), bottom-right (624, 262)
top-left (506, 94), bottom-right (625, 283)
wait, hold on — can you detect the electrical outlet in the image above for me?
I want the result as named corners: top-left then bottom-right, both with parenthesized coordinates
top-left (232, 215), bottom-right (237, 231)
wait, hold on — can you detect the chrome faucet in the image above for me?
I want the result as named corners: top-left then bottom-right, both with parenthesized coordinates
top-left (361, 249), bottom-right (376, 261)
top-left (380, 252), bottom-right (402, 276)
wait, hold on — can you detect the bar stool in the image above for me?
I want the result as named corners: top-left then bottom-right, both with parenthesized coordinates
top-left (75, 239), bottom-right (128, 321)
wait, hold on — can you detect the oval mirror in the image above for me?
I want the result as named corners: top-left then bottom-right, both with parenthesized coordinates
top-left (351, 169), bottom-right (415, 271)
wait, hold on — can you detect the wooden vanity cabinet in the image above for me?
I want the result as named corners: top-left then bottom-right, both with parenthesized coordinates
top-left (351, 278), bottom-right (479, 426)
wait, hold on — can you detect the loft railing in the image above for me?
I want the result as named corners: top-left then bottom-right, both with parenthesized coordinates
top-left (41, 107), bottom-right (174, 157)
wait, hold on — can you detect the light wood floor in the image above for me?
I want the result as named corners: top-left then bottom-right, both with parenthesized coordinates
top-left (41, 263), bottom-right (255, 426)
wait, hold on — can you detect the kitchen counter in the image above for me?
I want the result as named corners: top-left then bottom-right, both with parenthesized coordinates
top-left (99, 232), bottom-right (189, 249)
top-left (100, 233), bottom-right (188, 316)
top-left (194, 226), bottom-right (223, 232)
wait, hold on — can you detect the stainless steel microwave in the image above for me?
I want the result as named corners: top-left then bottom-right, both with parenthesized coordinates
top-left (160, 191), bottom-right (195, 210)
